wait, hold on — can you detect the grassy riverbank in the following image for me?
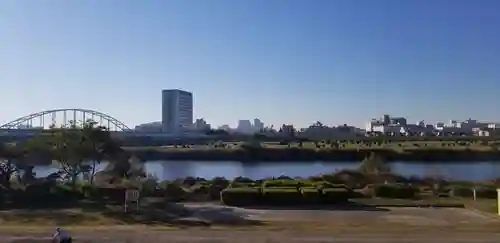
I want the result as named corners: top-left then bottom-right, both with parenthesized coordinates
top-left (3, 162), bottom-right (500, 226)
top-left (3, 122), bottom-right (500, 230)
top-left (125, 140), bottom-right (500, 162)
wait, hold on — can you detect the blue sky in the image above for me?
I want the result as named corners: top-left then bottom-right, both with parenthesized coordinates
top-left (1, 0), bottom-right (500, 128)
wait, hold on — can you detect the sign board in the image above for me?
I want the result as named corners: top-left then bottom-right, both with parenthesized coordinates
top-left (497, 189), bottom-right (500, 215)
top-left (124, 189), bottom-right (140, 212)
top-left (125, 189), bottom-right (140, 202)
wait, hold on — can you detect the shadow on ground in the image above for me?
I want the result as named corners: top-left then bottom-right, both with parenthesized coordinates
top-left (237, 201), bottom-right (390, 212)
top-left (101, 201), bottom-right (264, 226)
top-left (0, 198), bottom-right (265, 227)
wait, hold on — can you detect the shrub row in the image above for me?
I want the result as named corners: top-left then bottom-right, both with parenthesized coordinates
top-left (220, 186), bottom-right (351, 206)
top-left (448, 185), bottom-right (497, 199)
top-left (0, 183), bottom-right (130, 207)
top-left (372, 184), bottom-right (416, 199)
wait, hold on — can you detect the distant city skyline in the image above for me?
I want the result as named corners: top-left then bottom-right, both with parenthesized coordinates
top-left (2, 1), bottom-right (500, 128)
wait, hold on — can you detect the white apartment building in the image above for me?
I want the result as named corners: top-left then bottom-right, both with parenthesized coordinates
top-left (161, 89), bottom-right (193, 134)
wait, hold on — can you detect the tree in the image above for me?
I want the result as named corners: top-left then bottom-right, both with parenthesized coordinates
top-left (16, 135), bottom-right (53, 184)
top-left (48, 121), bottom-right (92, 189)
top-left (0, 143), bottom-right (20, 189)
top-left (100, 153), bottom-right (145, 184)
top-left (41, 120), bottom-right (121, 188)
top-left (80, 119), bottom-right (118, 184)
top-left (358, 153), bottom-right (391, 175)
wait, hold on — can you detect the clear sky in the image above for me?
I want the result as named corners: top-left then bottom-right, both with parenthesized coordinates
top-left (1, 0), bottom-right (500, 128)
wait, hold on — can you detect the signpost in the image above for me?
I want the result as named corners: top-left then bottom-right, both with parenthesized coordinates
top-left (124, 189), bottom-right (140, 213)
top-left (497, 189), bottom-right (500, 216)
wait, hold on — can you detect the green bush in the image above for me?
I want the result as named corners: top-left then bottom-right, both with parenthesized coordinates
top-left (475, 187), bottom-right (497, 199)
top-left (163, 183), bottom-right (188, 202)
top-left (449, 185), bottom-right (473, 198)
top-left (321, 187), bottom-right (351, 203)
top-left (53, 184), bottom-right (83, 200)
top-left (300, 187), bottom-right (322, 204)
top-left (315, 182), bottom-right (346, 189)
top-left (262, 179), bottom-right (321, 188)
top-left (210, 176), bottom-right (230, 188)
top-left (220, 187), bottom-right (261, 206)
top-left (262, 187), bottom-right (302, 205)
top-left (157, 180), bottom-right (172, 189)
top-left (263, 179), bottom-right (301, 188)
top-left (229, 182), bottom-right (260, 188)
top-left (229, 177), bottom-right (259, 188)
top-left (82, 185), bottom-right (102, 200)
top-left (373, 184), bottom-right (415, 199)
top-left (82, 185), bottom-right (126, 203)
top-left (140, 178), bottom-right (159, 197)
top-left (209, 184), bottom-right (226, 200)
top-left (449, 186), bottom-right (497, 199)
top-left (182, 176), bottom-right (197, 186)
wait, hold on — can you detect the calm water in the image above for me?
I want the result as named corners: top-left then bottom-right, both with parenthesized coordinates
top-left (32, 161), bottom-right (500, 181)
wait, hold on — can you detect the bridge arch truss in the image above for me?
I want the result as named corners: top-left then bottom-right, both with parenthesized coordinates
top-left (0, 109), bottom-right (132, 131)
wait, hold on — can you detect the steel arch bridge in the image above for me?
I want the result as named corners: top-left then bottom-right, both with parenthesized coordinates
top-left (0, 109), bottom-right (132, 131)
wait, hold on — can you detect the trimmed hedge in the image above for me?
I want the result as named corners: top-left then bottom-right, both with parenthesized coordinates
top-left (262, 187), bottom-right (302, 205)
top-left (229, 182), bottom-right (261, 188)
top-left (220, 187), bottom-right (261, 206)
top-left (82, 186), bottom-right (126, 203)
top-left (229, 177), bottom-right (261, 188)
top-left (263, 179), bottom-right (302, 188)
top-left (475, 187), bottom-right (497, 199)
top-left (300, 187), bottom-right (322, 204)
top-left (449, 186), bottom-right (497, 199)
top-left (210, 177), bottom-right (230, 188)
top-left (220, 184), bottom-right (354, 206)
top-left (373, 184), bottom-right (415, 199)
top-left (449, 186), bottom-right (473, 198)
top-left (322, 187), bottom-right (350, 203)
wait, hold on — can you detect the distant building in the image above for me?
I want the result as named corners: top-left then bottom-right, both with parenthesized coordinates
top-left (161, 89), bottom-right (193, 134)
top-left (218, 125), bottom-right (231, 132)
top-left (135, 121), bottom-right (163, 132)
top-left (194, 118), bottom-right (211, 131)
top-left (254, 118), bottom-right (264, 132)
top-left (237, 120), bottom-right (253, 134)
top-left (280, 124), bottom-right (295, 137)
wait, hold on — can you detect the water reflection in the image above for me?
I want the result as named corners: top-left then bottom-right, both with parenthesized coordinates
top-left (33, 161), bottom-right (500, 181)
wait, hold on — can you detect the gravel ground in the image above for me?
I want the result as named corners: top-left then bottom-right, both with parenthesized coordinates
top-left (177, 202), bottom-right (500, 227)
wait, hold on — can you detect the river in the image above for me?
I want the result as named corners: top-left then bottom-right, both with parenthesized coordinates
top-left (32, 161), bottom-right (500, 181)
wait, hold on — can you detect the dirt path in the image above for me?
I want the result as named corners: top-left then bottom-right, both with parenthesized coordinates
top-left (2, 205), bottom-right (500, 242)
top-left (3, 230), bottom-right (500, 243)
top-left (176, 202), bottom-right (500, 227)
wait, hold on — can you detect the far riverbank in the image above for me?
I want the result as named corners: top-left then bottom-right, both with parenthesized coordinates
top-left (124, 147), bottom-right (500, 162)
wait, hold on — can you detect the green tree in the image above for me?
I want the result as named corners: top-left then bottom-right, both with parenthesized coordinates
top-left (81, 119), bottom-right (118, 184)
top-left (48, 121), bottom-right (92, 189)
top-left (358, 152), bottom-right (391, 175)
top-left (0, 143), bottom-right (20, 189)
top-left (101, 153), bottom-right (145, 184)
top-left (15, 135), bottom-right (53, 184)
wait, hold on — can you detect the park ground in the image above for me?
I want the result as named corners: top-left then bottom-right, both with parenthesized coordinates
top-left (2, 201), bottom-right (500, 242)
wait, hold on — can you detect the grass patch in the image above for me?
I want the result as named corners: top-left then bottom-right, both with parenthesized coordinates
top-left (0, 209), bottom-right (119, 226)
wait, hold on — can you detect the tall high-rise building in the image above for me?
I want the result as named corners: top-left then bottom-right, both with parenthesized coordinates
top-left (161, 89), bottom-right (193, 134)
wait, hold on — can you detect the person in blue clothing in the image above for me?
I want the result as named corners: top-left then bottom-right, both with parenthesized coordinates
top-left (52, 228), bottom-right (72, 243)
